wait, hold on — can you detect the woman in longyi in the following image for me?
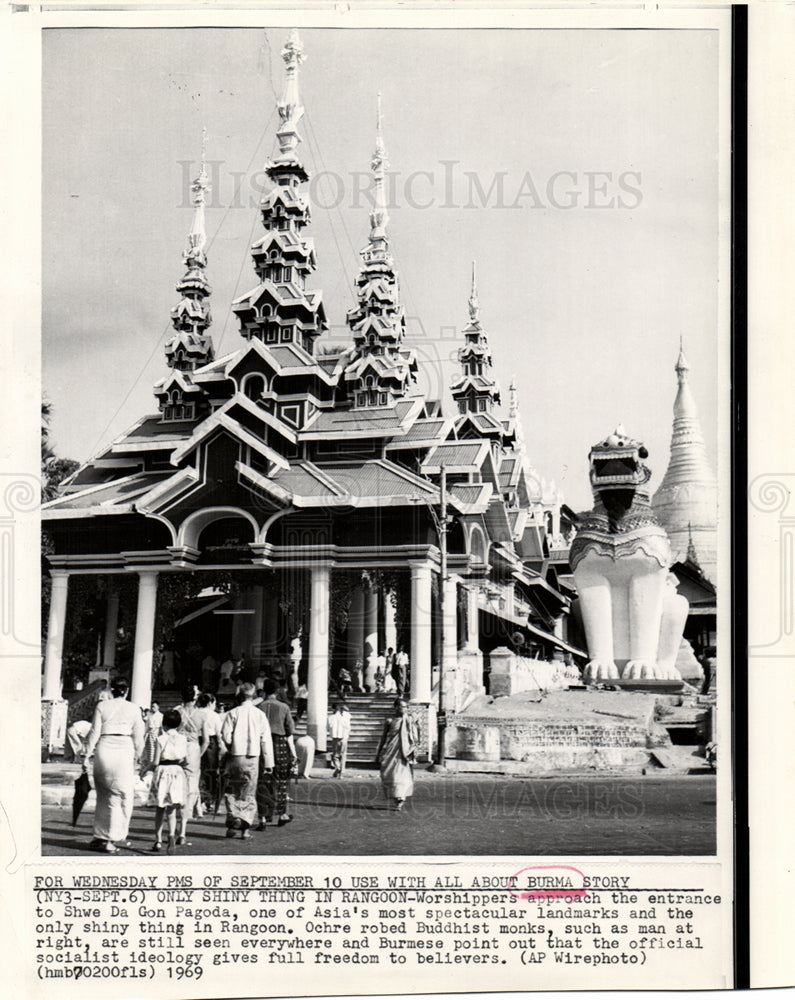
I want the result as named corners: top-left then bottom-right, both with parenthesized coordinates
top-left (83, 678), bottom-right (144, 853)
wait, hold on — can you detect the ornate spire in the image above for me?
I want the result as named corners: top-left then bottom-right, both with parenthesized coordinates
top-left (468, 260), bottom-right (479, 323)
top-left (343, 94), bottom-right (415, 408)
top-left (187, 126), bottom-right (208, 254)
top-left (369, 93), bottom-right (389, 242)
top-left (164, 129), bottom-right (214, 374)
top-left (450, 262), bottom-right (500, 420)
top-left (652, 343), bottom-right (717, 581)
top-left (233, 30), bottom-right (327, 355)
top-left (275, 29), bottom-right (305, 161)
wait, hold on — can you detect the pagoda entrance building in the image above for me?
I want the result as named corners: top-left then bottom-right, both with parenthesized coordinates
top-left (42, 32), bottom-right (576, 756)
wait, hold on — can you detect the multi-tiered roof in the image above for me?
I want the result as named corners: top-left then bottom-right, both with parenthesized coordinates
top-left (44, 31), bottom-right (570, 637)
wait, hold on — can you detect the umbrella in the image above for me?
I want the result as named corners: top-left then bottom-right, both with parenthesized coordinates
top-left (72, 770), bottom-right (91, 826)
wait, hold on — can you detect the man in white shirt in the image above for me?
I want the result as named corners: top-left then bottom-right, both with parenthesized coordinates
top-left (395, 647), bottom-right (410, 697)
top-left (220, 683), bottom-right (274, 839)
top-left (327, 701), bottom-right (351, 778)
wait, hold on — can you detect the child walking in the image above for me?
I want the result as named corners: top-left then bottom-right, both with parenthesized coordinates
top-left (148, 708), bottom-right (187, 854)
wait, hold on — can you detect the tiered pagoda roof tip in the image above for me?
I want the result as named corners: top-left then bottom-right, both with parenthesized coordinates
top-left (232, 29), bottom-right (327, 355)
top-left (342, 95), bottom-right (417, 409)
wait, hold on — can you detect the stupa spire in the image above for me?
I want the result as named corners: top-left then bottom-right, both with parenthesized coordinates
top-left (652, 342), bottom-right (718, 581)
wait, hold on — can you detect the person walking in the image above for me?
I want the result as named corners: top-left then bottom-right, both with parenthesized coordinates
top-left (395, 647), bottom-right (409, 697)
top-left (174, 685), bottom-right (206, 843)
top-left (139, 701), bottom-right (163, 777)
top-left (256, 679), bottom-right (297, 828)
top-left (375, 698), bottom-right (418, 812)
top-left (220, 683), bottom-right (274, 839)
top-left (196, 692), bottom-right (222, 812)
top-left (294, 681), bottom-right (308, 721)
top-left (147, 708), bottom-right (187, 854)
top-left (375, 650), bottom-right (387, 693)
top-left (66, 718), bottom-right (92, 762)
top-left (327, 701), bottom-right (351, 778)
top-left (83, 678), bottom-right (144, 853)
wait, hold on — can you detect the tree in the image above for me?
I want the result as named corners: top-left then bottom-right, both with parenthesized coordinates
top-left (41, 397), bottom-right (79, 642)
top-left (41, 397), bottom-right (78, 502)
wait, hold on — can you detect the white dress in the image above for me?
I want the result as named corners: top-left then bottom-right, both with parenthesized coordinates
top-left (148, 731), bottom-right (188, 807)
top-left (85, 697), bottom-right (145, 843)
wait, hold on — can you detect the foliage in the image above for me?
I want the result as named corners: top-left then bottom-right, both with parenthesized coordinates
top-left (41, 397), bottom-right (80, 642)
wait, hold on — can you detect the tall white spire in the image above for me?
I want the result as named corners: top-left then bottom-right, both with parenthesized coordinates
top-left (468, 260), bottom-right (479, 323)
top-left (369, 93), bottom-right (389, 242)
top-left (186, 125), bottom-right (209, 256)
top-left (275, 29), bottom-right (305, 160)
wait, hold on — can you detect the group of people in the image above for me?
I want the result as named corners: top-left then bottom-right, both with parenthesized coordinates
top-left (337, 646), bottom-right (410, 697)
top-left (75, 671), bottom-right (422, 853)
top-left (76, 678), bottom-right (298, 853)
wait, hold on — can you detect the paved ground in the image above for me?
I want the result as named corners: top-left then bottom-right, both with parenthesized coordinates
top-left (42, 771), bottom-right (716, 857)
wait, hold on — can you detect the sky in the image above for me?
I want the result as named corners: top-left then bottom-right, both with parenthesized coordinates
top-left (42, 26), bottom-right (722, 511)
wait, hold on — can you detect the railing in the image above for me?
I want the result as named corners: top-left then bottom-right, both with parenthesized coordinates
top-left (66, 680), bottom-right (107, 728)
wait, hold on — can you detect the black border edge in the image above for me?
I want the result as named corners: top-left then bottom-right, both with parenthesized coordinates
top-left (731, 2), bottom-right (750, 991)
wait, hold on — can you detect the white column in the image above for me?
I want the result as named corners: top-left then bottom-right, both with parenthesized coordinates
top-left (466, 585), bottom-right (480, 650)
top-left (363, 582), bottom-right (379, 690)
top-left (131, 571), bottom-right (158, 709)
top-left (410, 563), bottom-right (432, 702)
top-left (307, 565), bottom-right (330, 752)
top-left (442, 576), bottom-right (458, 706)
top-left (42, 572), bottom-right (69, 700)
top-left (102, 584), bottom-right (120, 667)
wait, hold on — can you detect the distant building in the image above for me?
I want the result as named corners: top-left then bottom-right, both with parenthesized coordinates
top-left (42, 32), bottom-right (579, 755)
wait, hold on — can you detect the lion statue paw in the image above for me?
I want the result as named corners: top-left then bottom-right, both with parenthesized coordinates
top-left (584, 660), bottom-right (620, 683)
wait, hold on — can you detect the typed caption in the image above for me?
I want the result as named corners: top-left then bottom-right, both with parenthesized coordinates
top-left (30, 864), bottom-right (726, 993)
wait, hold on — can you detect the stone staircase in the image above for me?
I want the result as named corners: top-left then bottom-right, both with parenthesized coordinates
top-left (296, 694), bottom-right (394, 766)
top-left (153, 690), bottom-right (394, 765)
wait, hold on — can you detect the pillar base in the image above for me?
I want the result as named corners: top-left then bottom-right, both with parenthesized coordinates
top-left (41, 699), bottom-right (69, 757)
